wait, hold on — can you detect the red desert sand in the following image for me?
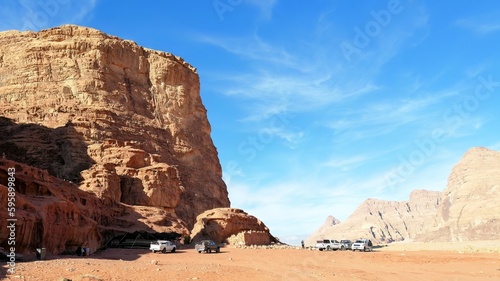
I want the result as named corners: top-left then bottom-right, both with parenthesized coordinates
top-left (2, 242), bottom-right (500, 281)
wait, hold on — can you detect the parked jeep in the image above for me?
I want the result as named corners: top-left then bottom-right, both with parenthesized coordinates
top-left (195, 240), bottom-right (221, 253)
top-left (315, 239), bottom-right (342, 251)
top-left (351, 239), bottom-right (373, 252)
top-left (150, 240), bottom-right (176, 253)
top-left (340, 240), bottom-right (352, 250)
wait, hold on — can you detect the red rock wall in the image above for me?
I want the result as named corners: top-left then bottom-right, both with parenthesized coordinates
top-left (0, 159), bottom-right (190, 255)
top-left (0, 25), bottom-right (229, 232)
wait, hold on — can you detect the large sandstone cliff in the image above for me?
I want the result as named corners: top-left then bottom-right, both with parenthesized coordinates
top-left (418, 147), bottom-right (500, 242)
top-left (0, 25), bottom-right (230, 253)
top-left (306, 147), bottom-right (500, 245)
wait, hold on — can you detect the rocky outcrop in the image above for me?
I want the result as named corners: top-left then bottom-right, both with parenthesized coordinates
top-left (417, 147), bottom-right (500, 242)
top-left (305, 190), bottom-right (441, 245)
top-left (226, 230), bottom-right (272, 246)
top-left (0, 25), bottom-right (230, 254)
top-left (190, 208), bottom-right (277, 245)
top-left (305, 216), bottom-right (340, 244)
top-left (0, 159), bottom-right (189, 254)
top-left (323, 216), bottom-right (341, 227)
top-left (0, 25), bottom-right (229, 228)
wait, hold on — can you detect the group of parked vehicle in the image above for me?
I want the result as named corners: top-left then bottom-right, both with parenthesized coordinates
top-left (149, 238), bottom-right (374, 254)
top-left (149, 240), bottom-right (222, 254)
top-left (315, 239), bottom-right (373, 252)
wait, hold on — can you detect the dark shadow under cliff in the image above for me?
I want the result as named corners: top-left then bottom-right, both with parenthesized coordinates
top-left (0, 117), bottom-right (94, 183)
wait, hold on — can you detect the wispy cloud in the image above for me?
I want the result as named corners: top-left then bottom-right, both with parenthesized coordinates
top-left (199, 34), bottom-right (380, 123)
top-left (199, 1), bottom-right (430, 126)
top-left (245, 0), bottom-right (278, 21)
top-left (208, 2), bottom-right (450, 241)
top-left (456, 18), bottom-right (500, 34)
top-left (69, 0), bottom-right (98, 23)
top-left (322, 155), bottom-right (370, 171)
top-left (198, 34), bottom-right (299, 69)
top-left (326, 89), bottom-right (460, 143)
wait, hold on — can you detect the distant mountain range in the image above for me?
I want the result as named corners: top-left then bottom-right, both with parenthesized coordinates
top-left (306, 147), bottom-right (500, 245)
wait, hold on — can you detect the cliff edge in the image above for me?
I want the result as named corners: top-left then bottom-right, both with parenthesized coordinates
top-left (0, 25), bottom-right (230, 253)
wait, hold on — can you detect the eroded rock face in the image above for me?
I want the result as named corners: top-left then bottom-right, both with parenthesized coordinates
top-left (0, 159), bottom-right (189, 254)
top-left (226, 230), bottom-right (272, 246)
top-left (418, 147), bottom-right (500, 242)
top-left (0, 25), bottom-right (229, 230)
top-left (305, 190), bottom-right (441, 245)
top-left (190, 208), bottom-right (277, 245)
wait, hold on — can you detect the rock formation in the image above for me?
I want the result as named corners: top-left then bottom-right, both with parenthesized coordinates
top-left (417, 147), bottom-right (500, 242)
top-left (0, 159), bottom-right (188, 254)
top-left (190, 208), bottom-right (278, 245)
top-left (305, 216), bottom-right (340, 244)
top-left (0, 25), bottom-right (230, 253)
top-left (307, 147), bottom-right (500, 245)
top-left (305, 190), bottom-right (441, 245)
top-left (322, 215), bottom-right (341, 228)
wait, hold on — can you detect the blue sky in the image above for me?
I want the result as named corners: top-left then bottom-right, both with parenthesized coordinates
top-left (2, 0), bottom-right (500, 245)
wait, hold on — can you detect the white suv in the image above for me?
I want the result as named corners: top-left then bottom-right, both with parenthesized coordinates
top-left (150, 240), bottom-right (176, 253)
top-left (351, 239), bottom-right (373, 252)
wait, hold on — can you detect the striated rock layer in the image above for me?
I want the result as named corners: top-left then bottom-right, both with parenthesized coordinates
top-left (0, 25), bottom-right (229, 223)
top-left (0, 25), bottom-right (230, 253)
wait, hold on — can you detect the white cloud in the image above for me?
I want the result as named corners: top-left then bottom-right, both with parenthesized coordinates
top-left (325, 89), bottom-right (461, 144)
top-left (211, 2), bottom-right (462, 242)
top-left (199, 2), bottom-right (430, 128)
top-left (199, 35), bottom-right (380, 124)
top-left (456, 18), bottom-right (500, 34)
top-left (198, 34), bottom-right (299, 69)
top-left (245, 0), bottom-right (278, 21)
top-left (69, 0), bottom-right (98, 24)
top-left (322, 155), bottom-right (369, 171)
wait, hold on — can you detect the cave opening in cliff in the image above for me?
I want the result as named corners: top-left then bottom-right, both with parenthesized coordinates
top-left (103, 231), bottom-right (181, 249)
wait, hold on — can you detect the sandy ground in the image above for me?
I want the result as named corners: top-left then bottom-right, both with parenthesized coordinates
top-left (2, 243), bottom-right (500, 281)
